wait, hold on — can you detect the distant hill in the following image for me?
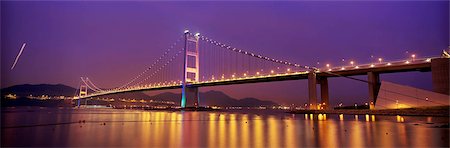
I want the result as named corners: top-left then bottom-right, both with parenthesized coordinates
top-left (1, 84), bottom-right (151, 99)
top-left (149, 90), bottom-right (279, 107)
top-left (1, 84), bottom-right (279, 107)
top-left (1, 84), bottom-right (76, 97)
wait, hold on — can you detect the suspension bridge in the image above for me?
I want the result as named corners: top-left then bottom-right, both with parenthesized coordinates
top-left (75, 30), bottom-right (450, 110)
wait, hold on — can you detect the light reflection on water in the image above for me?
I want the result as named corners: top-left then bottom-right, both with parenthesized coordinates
top-left (1, 107), bottom-right (449, 147)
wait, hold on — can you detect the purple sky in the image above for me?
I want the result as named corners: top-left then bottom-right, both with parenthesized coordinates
top-left (1, 1), bottom-right (448, 106)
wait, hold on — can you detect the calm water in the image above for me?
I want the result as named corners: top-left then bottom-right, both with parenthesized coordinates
top-left (1, 107), bottom-right (449, 147)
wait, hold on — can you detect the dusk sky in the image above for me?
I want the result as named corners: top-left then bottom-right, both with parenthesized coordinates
top-left (1, 1), bottom-right (448, 106)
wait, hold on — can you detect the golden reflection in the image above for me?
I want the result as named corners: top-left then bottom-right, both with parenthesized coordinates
top-left (153, 112), bottom-right (163, 146)
top-left (177, 114), bottom-right (182, 120)
top-left (305, 114), bottom-right (308, 120)
top-left (350, 122), bottom-right (364, 147)
top-left (268, 116), bottom-right (279, 147)
top-left (324, 120), bottom-right (339, 147)
top-left (253, 115), bottom-right (264, 148)
top-left (284, 118), bottom-right (296, 147)
top-left (191, 112), bottom-right (199, 147)
top-left (218, 114), bottom-right (226, 148)
top-left (240, 114), bottom-right (249, 148)
top-left (355, 115), bottom-right (359, 121)
top-left (309, 114), bottom-right (314, 120)
top-left (208, 113), bottom-right (217, 148)
top-left (16, 108), bottom-right (450, 148)
top-left (229, 114), bottom-right (237, 148)
top-left (169, 112), bottom-right (178, 148)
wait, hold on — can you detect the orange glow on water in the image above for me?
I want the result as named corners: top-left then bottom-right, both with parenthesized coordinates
top-left (229, 114), bottom-right (237, 148)
top-left (268, 116), bottom-right (280, 147)
top-left (208, 113), bottom-right (217, 148)
top-left (3, 109), bottom-right (449, 147)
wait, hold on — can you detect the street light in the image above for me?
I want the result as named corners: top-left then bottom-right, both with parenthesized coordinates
top-left (378, 58), bottom-right (382, 64)
top-left (411, 54), bottom-right (416, 61)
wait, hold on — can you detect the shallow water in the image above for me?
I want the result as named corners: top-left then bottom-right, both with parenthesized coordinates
top-left (1, 107), bottom-right (449, 147)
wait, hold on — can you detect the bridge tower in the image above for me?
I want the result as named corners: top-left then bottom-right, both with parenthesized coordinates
top-left (78, 85), bottom-right (88, 107)
top-left (181, 30), bottom-right (200, 108)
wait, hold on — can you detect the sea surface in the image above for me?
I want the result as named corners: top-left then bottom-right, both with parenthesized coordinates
top-left (1, 107), bottom-right (449, 147)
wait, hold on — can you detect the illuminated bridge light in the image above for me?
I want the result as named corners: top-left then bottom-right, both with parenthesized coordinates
top-left (370, 64), bottom-right (375, 67)
top-left (387, 63), bottom-right (391, 66)
top-left (426, 58), bottom-right (431, 62)
top-left (355, 66), bottom-right (359, 69)
top-left (328, 69), bottom-right (332, 71)
top-left (340, 67), bottom-right (345, 70)
top-left (405, 61), bottom-right (410, 64)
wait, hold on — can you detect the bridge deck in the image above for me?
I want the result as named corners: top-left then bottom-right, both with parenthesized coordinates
top-left (78, 57), bottom-right (438, 99)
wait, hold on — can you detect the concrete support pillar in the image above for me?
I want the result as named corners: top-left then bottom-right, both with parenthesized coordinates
top-left (308, 72), bottom-right (318, 110)
top-left (181, 86), bottom-right (200, 108)
top-left (319, 78), bottom-right (330, 110)
top-left (431, 58), bottom-right (449, 95)
top-left (368, 72), bottom-right (380, 109)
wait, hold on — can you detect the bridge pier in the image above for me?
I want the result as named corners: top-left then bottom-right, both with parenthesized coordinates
top-left (368, 72), bottom-right (380, 109)
top-left (308, 72), bottom-right (318, 110)
top-left (431, 58), bottom-right (449, 95)
top-left (181, 86), bottom-right (200, 108)
top-left (308, 72), bottom-right (330, 110)
top-left (319, 78), bottom-right (329, 110)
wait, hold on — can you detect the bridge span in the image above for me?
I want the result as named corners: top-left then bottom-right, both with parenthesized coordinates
top-left (77, 56), bottom-right (449, 110)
